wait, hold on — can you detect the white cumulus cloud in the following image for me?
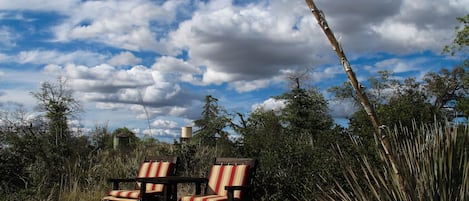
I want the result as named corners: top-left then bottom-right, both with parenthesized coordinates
top-left (16, 50), bottom-right (107, 66)
top-left (108, 51), bottom-right (142, 66)
top-left (252, 98), bottom-right (286, 112)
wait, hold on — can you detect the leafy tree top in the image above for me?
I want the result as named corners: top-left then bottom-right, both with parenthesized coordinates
top-left (444, 14), bottom-right (469, 55)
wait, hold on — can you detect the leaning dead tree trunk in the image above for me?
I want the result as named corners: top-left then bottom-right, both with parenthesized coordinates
top-left (304, 0), bottom-right (408, 198)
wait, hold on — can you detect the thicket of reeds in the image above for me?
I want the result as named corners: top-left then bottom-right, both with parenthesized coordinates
top-left (323, 122), bottom-right (469, 201)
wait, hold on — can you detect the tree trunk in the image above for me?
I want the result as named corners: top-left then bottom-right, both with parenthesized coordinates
top-left (304, 0), bottom-right (407, 199)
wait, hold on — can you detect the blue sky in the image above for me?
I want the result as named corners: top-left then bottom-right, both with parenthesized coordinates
top-left (0, 0), bottom-right (468, 142)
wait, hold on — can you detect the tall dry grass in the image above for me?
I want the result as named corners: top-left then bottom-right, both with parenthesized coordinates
top-left (29, 144), bottom-right (173, 201)
top-left (323, 122), bottom-right (468, 201)
top-left (56, 143), bottom-right (216, 201)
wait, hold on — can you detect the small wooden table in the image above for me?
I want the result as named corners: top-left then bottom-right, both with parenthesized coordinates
top-left (137, 176), bottom-right (207, 201)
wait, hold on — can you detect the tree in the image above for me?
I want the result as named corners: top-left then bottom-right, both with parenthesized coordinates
top-left (237, 79), bottom-right (350, 199)
top-left (192, 95), bottom-right (233, 155)
top-left (329, 70), bottom-right (400, 108)
top-left (444, 13), bottom-right (469, 120)
top-left (444, 14), bottom-right (469, 55)
top-left (238, 109), bottom-right (300, 200)
top-left (330, 71), bottom-right (444, 130)
top-left (327, 81), bottom-right (359, 104)
top-left (423, 67), bottom-right (467, 111)
top-left (276, 80), bottom-right (334, 144)
top-left (30, 78), bottom-right (82, 196)
top-left (90, 124), bottom-right (113, 150)
top-left (368, 71), bottom-right (402, 104)
top-left (32, 79), bottom-right (81, 137)
top-left (384, 77), bottom-right (437, 127)
top-left (332, 72), bottom-right (439, 174)
top-left (0, 79), bottom-right (85, 199)
top-left (0, 104), bottom-right (46, 197)
top-left (455, 62), bottom-right (469, 120)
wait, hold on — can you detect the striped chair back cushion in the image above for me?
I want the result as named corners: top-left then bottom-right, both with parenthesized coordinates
top-left (207, 164), bottom-right (250, 198)
top-left (136, 161), bottom-right (172, 192)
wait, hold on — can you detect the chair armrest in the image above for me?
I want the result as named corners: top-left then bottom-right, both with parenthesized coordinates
top-left (225, 185), bottom-right (249, 191)
top-left (137, 177), bottom-right (208, 195)
top-left (225, 185), bottom-right (251, 201)
top-left (107, 178), bottom-right (137, 190)
top-left (107, 178), bottom-right (137, 183)
top-left (136, 176), bottom-right (207, 184)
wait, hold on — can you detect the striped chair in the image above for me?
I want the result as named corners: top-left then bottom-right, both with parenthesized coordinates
top-left (102, 156), bottom-right (178, 201)
top-left (180, 158), bottom-right (258, 201)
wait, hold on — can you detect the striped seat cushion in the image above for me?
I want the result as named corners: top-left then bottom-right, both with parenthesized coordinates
top-left (101, 195), bottom-right (141, 201)
top-left (107, 161), bottom-right (171, 199)
top-left (107, 190), bottom-right (140, 199)
top-left (107, 189), bottom-right (162, 199)
top-left (180, 195), bottom-right (228, 201)
top-left (181, 164), bottom-right (249, 201)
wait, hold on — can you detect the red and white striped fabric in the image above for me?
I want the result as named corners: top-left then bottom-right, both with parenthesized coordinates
top-left (181, 164), bottom-right (250, 201)
top-left (181, 195), bottom-right (229, 201)
top-left (106, 161), bottom-right (172, 199)
top-left (101, 195), bottom-right (141, 201)
top-left (105, 190), bottom-right (140, 199)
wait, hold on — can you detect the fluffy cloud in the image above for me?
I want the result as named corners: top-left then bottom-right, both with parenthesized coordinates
top-left (0, 26), bottom-right (18, 48)
top-left (230, 79), bottom-right (273, 93)
top-left (309, 66), bottom-right (343, 84)
top-left (142, 128), bottom-right (178, 137)
top-left (0, 0), bottom-right (78, 12)
top-left (0, 70), bottom-right (3, 99)
top-left (151, 119), bottom-right (178, 129)
top-left (52, 0), bottom-right (186, 52)
top-left (62, 64), bottom-right (154, 92)
top-left (328, 99), bottom-right (359, 119)
top-left (108, 51), bottom-right (142, 66)
top-left (134, 119), bottom-right (181, 137)
top-left (151, 56), bottom-right (204, 84)
top-left (5, 0), bottom-right (466, 92)
top-left (370, 22), bottom-right (449, 52)
top-left (372, 56), bottom-right (445, 76)
top-left (252, 98), bottom-right (286, 112)
top-left (16, 50), bottom-right (107, 66)
top-left (316, 0), bottom-right (469, 53)
top-left (374, 58), bottom-right (416, 73)
top-left (152, 56), bottom-right (200, 74)
top-left (45, 63), bottom-right (203, 120)
top-left (163, 0), bottom-right (469, 92)
top-left (0, 53), bottom-right (10, 62)
top-left (167, 1), bottom-right (326, 90)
